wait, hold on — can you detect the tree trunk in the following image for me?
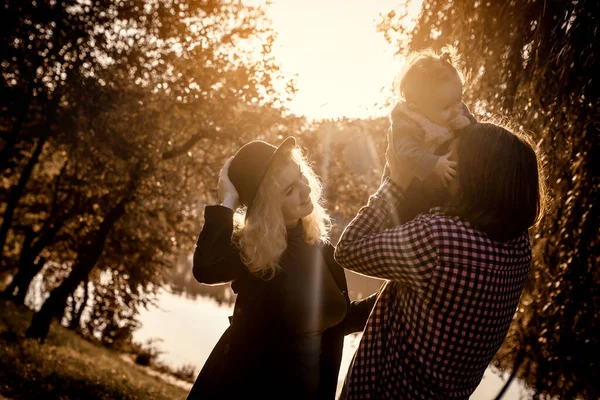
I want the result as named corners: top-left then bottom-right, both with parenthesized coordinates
top-left (12, 257), bottom-right (47, 305)
top-left (0, 74), bottom-right (34, 172)
top-left (4, 216), bottom-right (64, 304)
top-left (494, 350), bottom-right (525, 400)
top-left (1, 227), bottom-right (35, 301)
top-left (0, 277), bottom-right (17, 299)
top-left (68, 294), bottom-right (77, 328)
top-left (25, 196), bottom-right (129, 342)
top-left (7, 227), bottom-right (36, 304)
top-left (0, 133), bottom-right (50, 260)
top-left (0, 94), bottom-right (61, 261)
top-left (12, 272), bottom-right (31, 305)
top-left (69, 276), bottom-right (89, 331)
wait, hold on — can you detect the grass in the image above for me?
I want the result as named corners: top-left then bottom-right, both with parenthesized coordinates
top-left (0, 299), bottom-right (189, 400)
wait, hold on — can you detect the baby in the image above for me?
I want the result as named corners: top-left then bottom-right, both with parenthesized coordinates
top-left (386, 47), bottom-right (476, 188)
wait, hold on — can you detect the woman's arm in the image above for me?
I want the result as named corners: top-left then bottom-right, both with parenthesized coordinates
top-left (322, 243), bottom-right (380, 334)
top-left (343, 292), bottom-right (378, 335)
top-left (193, 156), bottom-right (245, 284)
top-left (192, 205), bottom-right (246, 285)
top-left (334, 178), bottom-right (438, 291)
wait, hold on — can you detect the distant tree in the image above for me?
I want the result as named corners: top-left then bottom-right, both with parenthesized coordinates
top-left (81, 273), bottom-right (141, 350)
top-left (299, 117), bottom-right (389, 299)
top-left (0, 156), bottom-right (83, 304)
top-left (300, 118), bottom-right (388, 237)
top-left (378, 1), bottom-right (599, 398)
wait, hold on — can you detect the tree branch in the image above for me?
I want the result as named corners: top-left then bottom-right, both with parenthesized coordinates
top-left (161, 129), bottom-right (212, 160)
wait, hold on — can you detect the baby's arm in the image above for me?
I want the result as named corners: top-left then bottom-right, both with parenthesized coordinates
top-left (432, 153), bottom-right (457, 187)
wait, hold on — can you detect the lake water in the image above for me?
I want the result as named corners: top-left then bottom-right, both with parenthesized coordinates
top-left (134, 289), bottom-right (529, 399)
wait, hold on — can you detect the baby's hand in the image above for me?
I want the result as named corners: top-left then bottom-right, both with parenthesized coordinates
top-left (433, 153), bottom-right (457, 187)
top-left (448, 114), bottom-right (471, 131)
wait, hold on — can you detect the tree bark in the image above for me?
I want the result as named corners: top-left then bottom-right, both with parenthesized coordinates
top-left (0, 72), bottom-right (35, 172)
top-left (4, 215), bottom-right (64, 304)
top-left (25, 196), bottom-right (129, 341)
top-left (0, 134), bottom-right (50, 260)
top-left (7, 159), bottom-right (71, 300)
top-left (0, 277), bottom-right (17, 299)
top-left (161, 130), bottom-right (209, 159)
top-left (494, 350), bottom-right (525, 400)
top-left (12, 257), bottom-right (47, 305)
top-left (0, 94), bottom-right (61, 261)
top-left (0, 227), bottom-right (34, 300)
top-left (69, 276), bottom-right (89, 331)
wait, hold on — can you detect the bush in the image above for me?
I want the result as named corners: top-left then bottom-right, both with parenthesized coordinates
top-left (132, 338), bottom-right (164, 367)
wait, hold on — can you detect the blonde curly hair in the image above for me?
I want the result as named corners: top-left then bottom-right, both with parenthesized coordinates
top-left (233, 145), bottom-right (331, 280)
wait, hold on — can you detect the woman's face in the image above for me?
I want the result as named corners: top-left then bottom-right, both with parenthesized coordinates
top-left (278, 160), bottom-right (313, 227)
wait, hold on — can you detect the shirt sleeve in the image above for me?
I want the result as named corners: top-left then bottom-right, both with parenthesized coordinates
top-left (392, 122), bottom-right (440, 180)
top-left (334, 178), bottom-right (438, 291)
top-left (342, 291), bottom-right (379, 335)
top-left (192, 205), bottom-right (246, 285)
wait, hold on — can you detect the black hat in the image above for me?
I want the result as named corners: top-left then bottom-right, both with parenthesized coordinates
top-left (228, 136), bottom-right (296, 209)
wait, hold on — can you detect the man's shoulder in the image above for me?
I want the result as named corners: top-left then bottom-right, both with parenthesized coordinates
top-left (419, 209), bottom-right (482, 240)
top-left (421, 209), bottom-right (532, 266)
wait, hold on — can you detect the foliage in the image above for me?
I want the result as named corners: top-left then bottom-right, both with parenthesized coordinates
top-left (152, 361), bottom-right (198, 384)
top-left (378, 1), bottom-right (599, 398)
top-left (1, 0), bottom-right (297, 340)
top-left (300, 118), bottom-right (389, 239)
top-left (0, 299), bottom-right (187, 400)
top-left (132, 337), bottom-right (165, 367)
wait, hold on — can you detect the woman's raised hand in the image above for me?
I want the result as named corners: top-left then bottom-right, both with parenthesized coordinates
top-left (217, 156), bottom-right (240, 210)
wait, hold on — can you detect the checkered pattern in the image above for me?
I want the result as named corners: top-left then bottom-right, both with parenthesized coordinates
top-left (334, 179), bottom-right (532, 399)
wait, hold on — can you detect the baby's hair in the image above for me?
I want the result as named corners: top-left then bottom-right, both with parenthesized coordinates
top-left (395, 46), bottom-right (464, 106)
top-left (439, 50), bottom-right (453, 64)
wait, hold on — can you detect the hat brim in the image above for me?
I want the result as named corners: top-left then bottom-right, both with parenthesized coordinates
top-left (268, 136), bottom-right (296, 166)
top-left (246, 136), bottom-right (296, 212)
top-left (260, 136), bottom-right (297, 184)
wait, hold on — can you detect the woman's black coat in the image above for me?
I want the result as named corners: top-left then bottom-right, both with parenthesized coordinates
top-left (186, 206), bottom-right (376, 400)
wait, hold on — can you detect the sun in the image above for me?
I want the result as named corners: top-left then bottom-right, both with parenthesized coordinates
top-left (263, 0), bottom-right (422, 121)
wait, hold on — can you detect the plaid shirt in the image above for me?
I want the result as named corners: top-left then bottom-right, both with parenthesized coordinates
top-left (334, 179), bottom-right (531, 399)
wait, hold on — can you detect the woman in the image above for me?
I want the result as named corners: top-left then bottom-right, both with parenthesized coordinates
top-left (335, 123), bottom-right (546, 399)
top-left (187, 137), bottom-right (377, 400)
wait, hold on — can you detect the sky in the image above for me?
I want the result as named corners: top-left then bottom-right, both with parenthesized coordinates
top-left (263, 0), bottom-right (420, 120)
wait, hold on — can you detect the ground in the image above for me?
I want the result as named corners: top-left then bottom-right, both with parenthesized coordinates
top-left (0, 299), bottom-right (188, 400)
